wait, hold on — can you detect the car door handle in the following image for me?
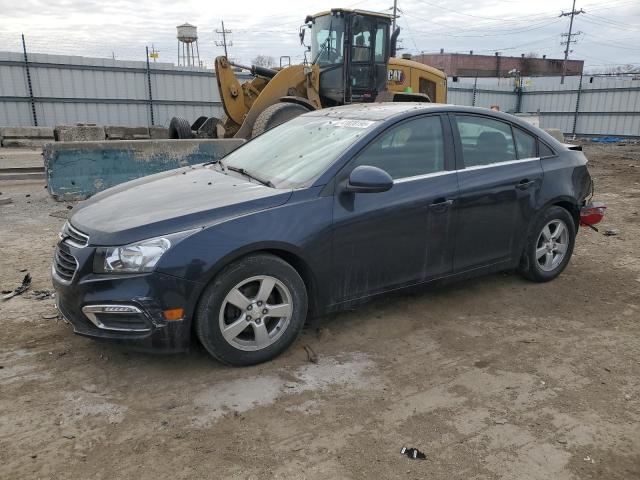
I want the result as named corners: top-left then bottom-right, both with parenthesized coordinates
top-left (429, 198), bottom-right (454, 212)
top-left (516, 179), bottom-right (535, 190)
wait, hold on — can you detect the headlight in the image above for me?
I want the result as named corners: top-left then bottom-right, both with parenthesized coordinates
top-left (94, 237), bottom-right (171, 273)
top-left (93, 228), bottom-right (199, 273)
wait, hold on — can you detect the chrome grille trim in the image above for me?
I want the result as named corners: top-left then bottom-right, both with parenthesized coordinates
top-left (62, 222), bottom-right (89, 248)
top-left (53, 246), bottom-right (78, 283)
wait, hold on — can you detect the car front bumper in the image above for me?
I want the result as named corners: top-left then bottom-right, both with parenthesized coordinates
top-left (52, 247), bottom-right (203, 353)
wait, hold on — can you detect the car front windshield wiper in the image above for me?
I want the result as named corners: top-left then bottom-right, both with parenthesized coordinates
top-left (226, 165), bottom-right (275, 188)
top-left (203, 157), bottom-right (225, 168)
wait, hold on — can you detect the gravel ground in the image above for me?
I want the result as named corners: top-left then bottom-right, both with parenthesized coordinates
top-left (0, 143), bottom-right (639, 479)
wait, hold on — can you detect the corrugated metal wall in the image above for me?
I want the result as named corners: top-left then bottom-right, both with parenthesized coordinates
top-left (0, 51), bottom-right (252, 127)
top-left (2, 50), bottom-right (638, 136)
top-left (448, 75), bottom-right (640, 137)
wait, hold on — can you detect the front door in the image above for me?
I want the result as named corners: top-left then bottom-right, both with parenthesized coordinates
top-left (331, 114), bottom-right (458, 303)
top-left (451, 114), bottom-right (544, 271)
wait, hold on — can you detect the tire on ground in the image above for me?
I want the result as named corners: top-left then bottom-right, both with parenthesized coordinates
top-left (251, 102), bottom-right (310, 138)
top-left (519, 205), bottom-right (576, 282)
top-left (195, 253), bottom-right (308, 366)
top-left (168, 116), bottom-right (193, 139)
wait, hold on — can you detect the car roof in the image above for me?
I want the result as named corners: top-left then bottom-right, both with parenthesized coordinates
top-left (304, 103), bottom-right (564, 147)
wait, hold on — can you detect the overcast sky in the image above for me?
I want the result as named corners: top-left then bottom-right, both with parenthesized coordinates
top-left (1, 0), bottom-right (639, 71)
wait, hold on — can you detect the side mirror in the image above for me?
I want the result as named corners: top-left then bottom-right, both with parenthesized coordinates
top-left (299, 24), bottom-right (309, 47)
top-left (346, 165), bottom-right (393, 193)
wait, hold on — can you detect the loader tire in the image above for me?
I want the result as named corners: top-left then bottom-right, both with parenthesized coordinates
top-left (169, 116), bottom-right (193, 139)
top-left (251, 102), bottom-right (310, 138)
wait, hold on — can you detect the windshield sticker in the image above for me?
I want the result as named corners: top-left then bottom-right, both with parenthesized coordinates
top-left (330, 119), bottom-right (376, 129)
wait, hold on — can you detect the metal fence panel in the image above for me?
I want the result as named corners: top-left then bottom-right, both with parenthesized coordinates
top-left (2, 50), bottom-right (639, 137)
top-left (447, 75), bottom-right (640, 137)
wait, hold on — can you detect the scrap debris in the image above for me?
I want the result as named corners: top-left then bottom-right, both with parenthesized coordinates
top-left (2, 273), bottom-right (32, 301)
top-left (303, 344), bottom-right (318, 364)
top-left (603, 229), bottom-right (619, 236)
top-left (400, 446), bottom-right (426, 460)
top-left (32, 290), bottom-right (53, 300)
top-left (49, 210), bottom-right (69, 219)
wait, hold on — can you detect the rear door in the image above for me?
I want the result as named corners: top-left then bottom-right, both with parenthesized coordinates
top-left (451, 114), bottom-right (543, 271)
top-left (331, 114), bottom-right (458, 302)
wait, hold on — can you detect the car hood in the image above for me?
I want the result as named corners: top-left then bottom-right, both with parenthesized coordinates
top-left (70, 165), bottom-right (292, 245)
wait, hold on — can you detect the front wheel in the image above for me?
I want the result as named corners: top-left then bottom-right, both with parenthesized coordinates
top-left (251, 102), bottom-right (310, 137)
top-left (519, 206), bottom-right (576, 282)
top-left (195, 254), bottom-right (308, 366)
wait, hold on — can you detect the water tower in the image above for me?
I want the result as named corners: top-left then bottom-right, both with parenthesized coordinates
top-left (177, 23), bottom-right (201, 67)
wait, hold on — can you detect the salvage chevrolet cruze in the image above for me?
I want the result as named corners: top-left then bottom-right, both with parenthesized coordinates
top-left (52, 103), bottom-right (602, 365)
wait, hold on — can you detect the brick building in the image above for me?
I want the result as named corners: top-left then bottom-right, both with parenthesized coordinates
top-left (413, 51), bottom-right (584, 77)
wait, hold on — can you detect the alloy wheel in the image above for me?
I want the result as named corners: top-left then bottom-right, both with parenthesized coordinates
top-left (535, 219), bottom-right (569, 272)
top-left (218, 275), bottom-right (293, 351)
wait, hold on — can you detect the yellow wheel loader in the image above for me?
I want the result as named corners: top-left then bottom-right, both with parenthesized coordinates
top-left (169, 9), bottom-right (447, 140)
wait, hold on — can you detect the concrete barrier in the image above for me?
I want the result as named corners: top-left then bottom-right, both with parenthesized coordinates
top-left (0, 126), bottom-right (55, 139)
top-left (44, 139), bottom-right (245, 201)
top-left (149, 126), bottom-right (170, 139)
top-left (543, 128), bottom-right (565, 143)
top-left (54, 124), bottom-right (106, 142)
top-left (1, 139), bottom-right (52, 148)
top-left (105, 126), bottom-right (150, 140)
top-left (1, 126), bottom-right (55, 148)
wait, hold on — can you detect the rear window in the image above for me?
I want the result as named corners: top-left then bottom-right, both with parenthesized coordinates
top-left (539, 141), bottom-right (555, 158)
top-left (514, 128), bottom-right (537, 159)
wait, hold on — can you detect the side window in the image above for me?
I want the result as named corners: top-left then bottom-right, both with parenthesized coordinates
top-left (514, 127), bottom-right (537, 159)
top-left (374, 26), bottom-right (386, 62)
top-left (454, 115), bottom-right (517, 167)
top-left (539, 141), bottom-right (555, 158)
top-left (351, 116), bottom-right (445, 179)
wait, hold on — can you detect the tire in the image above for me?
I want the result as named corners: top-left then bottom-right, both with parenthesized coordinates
top-left (168, 116), bottom-right (193, 139)
top-left (519, 206), bottom-right (576, 282)
top-left (190, 116), bottom-right (209, 132)
top-left (251, 102), bottom-right (310, 138)
top-left (195, 254), bottom-right (308, 366)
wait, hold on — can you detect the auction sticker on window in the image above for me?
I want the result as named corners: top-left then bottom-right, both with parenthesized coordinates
top-left (330, 119), bottom-right (377, 129)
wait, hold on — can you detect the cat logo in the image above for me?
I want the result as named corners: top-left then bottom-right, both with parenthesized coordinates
top-left (387, 69), bottom-right (405, 83)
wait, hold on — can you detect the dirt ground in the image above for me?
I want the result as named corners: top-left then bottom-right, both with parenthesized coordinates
top-left (0, 143), bottom-right (639, 480)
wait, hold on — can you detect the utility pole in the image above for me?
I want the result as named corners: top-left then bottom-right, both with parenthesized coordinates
top-left (215, 21), bottom-right (233, 58)
top-left (560, 0), bottom-right (585, 83)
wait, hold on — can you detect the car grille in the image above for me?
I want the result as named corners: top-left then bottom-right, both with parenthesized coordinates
top-left (54, 246), bottom-right (78, 282)
top-left (62, 222), bottom-right (89, 248)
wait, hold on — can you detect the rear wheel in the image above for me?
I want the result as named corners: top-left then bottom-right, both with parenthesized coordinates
top-left (519, 206), bottom-right (576, 282)
top-left (195, 254), bottom-right (307, 366)
top-left (168, 116), bottom-right (193, 139)
top-left (251, 102), bottom-right (310, 137)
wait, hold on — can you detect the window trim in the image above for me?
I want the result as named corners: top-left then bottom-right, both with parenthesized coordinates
top-left (457, 156), bottom-right (540, 173)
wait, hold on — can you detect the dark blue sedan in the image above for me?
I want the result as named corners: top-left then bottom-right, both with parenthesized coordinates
top-left (52, 103), bottom-right (599, 365)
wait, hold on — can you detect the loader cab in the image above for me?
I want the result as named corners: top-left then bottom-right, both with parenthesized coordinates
top-left (305, 9), bottom-right (392, 105)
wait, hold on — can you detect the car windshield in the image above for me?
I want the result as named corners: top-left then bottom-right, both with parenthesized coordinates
top-left (220, 115), bottom-right (379, 188)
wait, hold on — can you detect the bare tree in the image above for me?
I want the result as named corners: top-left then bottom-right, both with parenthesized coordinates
top-left (252, 55), bottom-right (275, 67)
top-left (604, 64), bottom-right (638, 75)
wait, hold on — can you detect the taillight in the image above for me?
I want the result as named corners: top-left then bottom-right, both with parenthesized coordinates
top-left (580, 202), bottom-right (606, 227)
